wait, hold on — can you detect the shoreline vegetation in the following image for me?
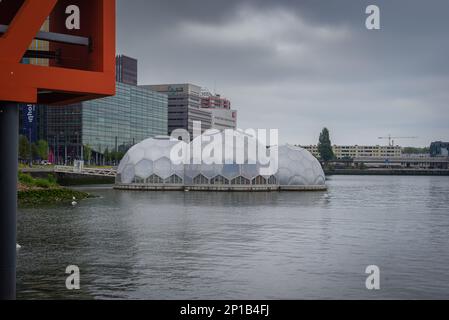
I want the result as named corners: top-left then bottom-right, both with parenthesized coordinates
top-left (18, 172), bottom-right (90, 207)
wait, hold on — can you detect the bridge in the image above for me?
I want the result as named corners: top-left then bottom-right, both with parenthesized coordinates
top-left (21, 165), bottom-right (117, 178)
top-left (54, 166), bottom-right (117, 177)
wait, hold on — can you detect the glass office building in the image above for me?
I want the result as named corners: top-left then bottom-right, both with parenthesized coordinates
top-left (47, 82), bottom-right (168, 164)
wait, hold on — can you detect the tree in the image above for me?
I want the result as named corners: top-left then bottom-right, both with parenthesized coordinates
top-left (83, 144), bottom-right (92, 165)
top-left (403, 147), bottom-right (430, 155)
top-left (318, 128), bottom-right (335, 163)
top-left (104, 148), bottom-right (111, 164)
top-left (36, 140), bottom-right (49, 160)
top-left (19, 135), bottom-right (30, 160)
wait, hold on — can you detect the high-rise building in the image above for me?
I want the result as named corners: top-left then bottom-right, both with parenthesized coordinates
top-left (46, 82), bottom-right (168, 164)
top-left (200, 90), bottom-right (232, 110)
top-left (200, 89), bottom-right (237, 130)
top-left (143, 84), bottom-right (212, 137)
top-left (116, 55), bottom-right (138, 86)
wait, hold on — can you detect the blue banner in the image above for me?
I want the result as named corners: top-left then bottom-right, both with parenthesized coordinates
top-left (21, 104), bottom-right (38, 143)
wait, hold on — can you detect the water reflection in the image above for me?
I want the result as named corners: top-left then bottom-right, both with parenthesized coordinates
top-left (17, 176), bottom-right (449, 299)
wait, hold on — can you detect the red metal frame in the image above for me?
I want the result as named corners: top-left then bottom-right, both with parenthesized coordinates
top-left (0, 0), bottom-right (116, 105)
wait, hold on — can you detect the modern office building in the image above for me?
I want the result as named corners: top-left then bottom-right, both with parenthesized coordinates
top-left (200, 90), bottom-right (232, 110)
top-left (430, 141), bottom-right (449, 157)
top-left (200, 89), bottom-right (237, 130)
top-left (208, 108), bottom-right (238, 131)
top-left (142, 84), bottom-right (212, 137)
top-left (303, 145), bottom-right (403, 159)
top-left (116, 55), bottom-right (138, 86)
top-left (46, 82), bottom-right (168, 164)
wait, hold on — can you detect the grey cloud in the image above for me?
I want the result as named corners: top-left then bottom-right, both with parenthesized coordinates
top-left (117, 0), bottom-right (449, 146)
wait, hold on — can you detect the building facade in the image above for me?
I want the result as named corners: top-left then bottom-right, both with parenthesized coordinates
top-left (143, 84), bottom-right (212, 137)
top-left (46, 82), bottom-right (168, 164)
top-left (303, 145), bottom-right (403, 159)
top-left (430, 141), bottom-right (449, 157)
top-left (200, 90), bottom-right (232, 110)
top-left (22, 17), bottom-right (49, 66)
top-left (208, 108), bottom-right (238, 131)
top-left (116, 55), bottom-right (138, 86)
top-left (200, 89), bottom-right (237, 130)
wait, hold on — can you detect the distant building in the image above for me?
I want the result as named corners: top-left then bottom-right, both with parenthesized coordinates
top-left (200, 89), bottom-right (237, 130)
top-left (116, 55), bottom-right (138, 86)
top-left (430, 141), bottom-right (449, 157)
top-left (46, 82), bottom-right (168, 165)
top-left (208, 108), bottom-right (238, 131)
top-left (143, 84), bottom-right (212, 137)
top-left (200, 90), bottom-right (232, 110)
top-left (303, 145), bottom-right (402, 159)
top-left (22, 18), bottom-right (49, 66)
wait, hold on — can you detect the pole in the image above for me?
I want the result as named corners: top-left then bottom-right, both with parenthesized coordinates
top-left (0, 103), bottom-right (18, 300)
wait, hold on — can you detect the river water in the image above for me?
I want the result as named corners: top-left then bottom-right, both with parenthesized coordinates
top-left (16, 175), bottom-right (449, 300)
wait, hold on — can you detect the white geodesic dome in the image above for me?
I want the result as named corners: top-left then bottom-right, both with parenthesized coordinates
top-left (183, 130), bottom-right (275, 185)
top-left (116, 136), bottom-right (186, 184)
top-left (277, 145), bottom-right (326, 186)
top-left (116, 133), bottom-right (326, 189)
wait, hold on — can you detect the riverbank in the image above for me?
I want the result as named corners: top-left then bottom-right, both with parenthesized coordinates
top-left (325, 168), bottom-right (449, 176)
top-left (18, 172), bottom-right (90, 207)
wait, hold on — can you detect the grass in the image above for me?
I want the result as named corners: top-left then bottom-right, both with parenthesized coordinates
top-left (18, 172), bottom-right (90, 207)
top-left (18, 172), bottom-right (59, 189)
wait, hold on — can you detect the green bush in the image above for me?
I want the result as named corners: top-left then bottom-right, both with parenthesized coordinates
top-left (34, 179), bottom-right (52, 189)
top-left (18, 172), bottom-right (59, 189)
top-left (47, 174), bottom-right (57, 185)
top-left (18, 172), bottom-right (35, 185)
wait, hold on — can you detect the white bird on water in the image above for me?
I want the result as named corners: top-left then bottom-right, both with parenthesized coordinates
top-left (72, 197), bottom-right (78, 206)
top-left (16, 244), bottom-right (21, 250)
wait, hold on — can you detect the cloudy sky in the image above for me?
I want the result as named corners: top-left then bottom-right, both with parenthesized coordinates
top-left (116, 0), bottom-right (449, 147)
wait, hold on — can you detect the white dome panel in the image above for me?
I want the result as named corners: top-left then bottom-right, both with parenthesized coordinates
top-left (135, 159), bottom-right (154, 179)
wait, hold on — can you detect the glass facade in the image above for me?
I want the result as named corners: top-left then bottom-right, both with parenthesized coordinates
top-left (82, 82), bottom-right (168, 154)
top-left (46, 82), bottom-right (168, 164)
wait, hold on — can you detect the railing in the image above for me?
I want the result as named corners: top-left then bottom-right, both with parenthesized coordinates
top-left (54, 166), bottom-right (117, 177)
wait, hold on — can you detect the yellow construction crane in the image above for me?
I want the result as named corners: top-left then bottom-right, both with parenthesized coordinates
top-left (378, 135), bottom-right (418, 146)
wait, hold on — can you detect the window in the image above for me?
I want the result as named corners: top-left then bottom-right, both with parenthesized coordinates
top-left (267, 176), bottom-right (277, 185)
top-left (231, 176), bottom-right (251, 185)
top-left (147, 174), bottom-right (163, 184)
top-left (211, 175), bottom-right (229, 185)
top-left (134, 177), bottom-right (145, 184)
top-left (165, 175), bottom-right (183, 184)
top-left (252, 176), bottom-right (267, 185)
top-left (193, 174), bottom-right (209, 185)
